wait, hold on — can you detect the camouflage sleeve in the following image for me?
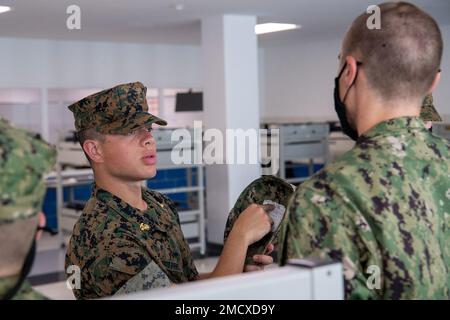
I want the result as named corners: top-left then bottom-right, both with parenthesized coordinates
top-left (91, 235), bottom-right (171, 297)
top-left (278, 185), bottom-right (383, 300)
top-left (12, 281), bottom-right (49, 300)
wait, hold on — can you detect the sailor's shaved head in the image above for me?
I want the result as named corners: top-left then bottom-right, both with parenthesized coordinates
top-left (342, 2), bottom-right (443, 101)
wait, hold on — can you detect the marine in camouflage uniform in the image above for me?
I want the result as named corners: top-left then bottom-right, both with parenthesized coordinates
top-left (0, 118), bottom-right (56, 300)
top-left (66, 184), bottom-right (198, 299)
top-left (224, 175), bottom-right (294, 265)
top-left (278, 117), bottom-right (450, 299)
top-left (65, 82), bottom-right (198, 299)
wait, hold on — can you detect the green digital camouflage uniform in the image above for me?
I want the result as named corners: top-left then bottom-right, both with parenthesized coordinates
top-left (420, 94), bottom-right (442, 122)
top-left (65, 184), bottom-right (198, 299)
top-left (224, 175), bottom-right (295, 265)
top-left (0, 118), bottom-right (56, 300)
top-left (278, 117), bottom-right (450, 299)
top-left (65, 82), bottom-right (197, 299)
top-left (0, 277), bottom-right (47, 300)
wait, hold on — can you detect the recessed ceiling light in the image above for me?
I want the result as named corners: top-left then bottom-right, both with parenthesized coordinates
top-left (171, 3), bottom-right (184, 11)
top-left (0, 6), bottom-right (11, 14)
top-left (255, 23), bottom-right (300, 35)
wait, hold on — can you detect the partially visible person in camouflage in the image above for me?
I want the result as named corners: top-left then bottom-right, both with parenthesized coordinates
top-left (0, 118), bottom-right (56, 300)
top-left (66, 82), bottom-right (273, 299)
top-left (420, 94), bottom-right (442, 129)
top-left (224, 175), bottom-right (295, 267)
top-left (279, 2), bottom-right (449, 299)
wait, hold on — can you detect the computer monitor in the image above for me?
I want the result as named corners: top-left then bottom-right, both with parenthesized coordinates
top-left (175, 91), bottom-right (203, 112)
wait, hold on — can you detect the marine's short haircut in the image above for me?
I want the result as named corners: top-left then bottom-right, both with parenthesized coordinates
top-left (76, 128), bottom-right (105, 164)
top-left (342, 2), bottom-right (443, 100)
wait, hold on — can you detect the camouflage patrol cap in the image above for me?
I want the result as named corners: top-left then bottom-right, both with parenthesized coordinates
top-left (68, 82), bottom-right (167, 135)
top-left (0, 118), bottom-right (56, 223)
top-left (420, 94), bottom-right (442, 122)
top-left (224, 175), bottom-right (295, 265)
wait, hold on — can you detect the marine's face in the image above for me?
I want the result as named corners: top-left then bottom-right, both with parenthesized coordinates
top-left (100, 126), bottom-right (158, 181)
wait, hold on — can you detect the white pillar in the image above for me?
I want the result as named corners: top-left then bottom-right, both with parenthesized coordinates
top-left (40, 87), bottom-right (49, 142)
top-left (157, 87), bottom-right (165, 121)
top-left (202, 15), bottom-right (261, 244)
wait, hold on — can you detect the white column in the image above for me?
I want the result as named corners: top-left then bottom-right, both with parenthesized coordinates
top-left (40, 87), bottom-right (50, 142)
top-left (202, 15), bottom-right (261, 244)
top-left (157, 87), bottom-right (165, 121)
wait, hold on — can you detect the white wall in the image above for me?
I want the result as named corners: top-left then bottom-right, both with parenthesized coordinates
top-left (0, 37), bottom-right (205, 141)
top-left (0, 37), bottom-right (202, 89)
top-left (1, 24), bottom-right (449, 126)
top-left (262, 38), bottom-right (341, 121)
top-left (433, 25), bottom-right (450, 120)
top-left (261, 25), bottom-right (450, 121)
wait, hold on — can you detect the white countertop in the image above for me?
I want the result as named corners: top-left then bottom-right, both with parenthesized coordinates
top-left (34, 281), bottom-right (76, 300)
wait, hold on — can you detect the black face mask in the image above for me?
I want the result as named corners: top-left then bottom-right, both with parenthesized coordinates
top-left (333, 61), bottom-right (362, 141)
top-left (2, 238), bottom-right (37, 300)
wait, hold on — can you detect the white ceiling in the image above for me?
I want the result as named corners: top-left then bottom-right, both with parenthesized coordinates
top-left (0, 0), bottom-right (449, 46)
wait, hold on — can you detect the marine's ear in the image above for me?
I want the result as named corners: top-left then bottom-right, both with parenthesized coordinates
top-left (83, 139), bottom-right (104, 164)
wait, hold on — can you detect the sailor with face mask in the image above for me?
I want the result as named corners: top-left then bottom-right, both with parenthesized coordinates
top-left (279, 2), bottom-right (450, 300)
